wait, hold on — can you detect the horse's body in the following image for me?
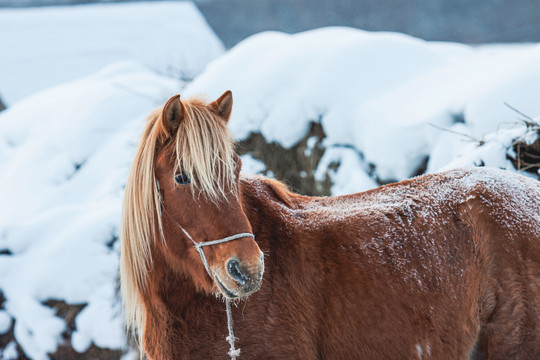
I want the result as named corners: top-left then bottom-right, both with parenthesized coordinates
top-left (121, 93), bottom-right (540, 360)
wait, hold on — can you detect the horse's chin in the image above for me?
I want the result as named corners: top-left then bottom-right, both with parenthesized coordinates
top-left (214, 273), bottom-right (240, 299)
top-left (213, 271), bottom-right (262, 300)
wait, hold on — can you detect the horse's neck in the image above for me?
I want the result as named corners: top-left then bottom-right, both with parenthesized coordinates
top-left (239, 177), bottom-right (329, 354)
top-left (143, 252), bottom-right (226, 359)
top-left (240, 176), bottom-right (302, 244)
top-left (240, 176), bottom-right (317, 272)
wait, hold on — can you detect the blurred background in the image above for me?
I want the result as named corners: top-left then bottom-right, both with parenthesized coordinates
top-left (0, 0), bottom-right (538, 359)
top-left (3, 0), bottom-right (540, 46)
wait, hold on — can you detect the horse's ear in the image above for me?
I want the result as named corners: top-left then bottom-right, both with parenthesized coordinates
top-left (159, 94), bottom-right (185, 139)
top-left (210, 90), bottom-right (233, 122)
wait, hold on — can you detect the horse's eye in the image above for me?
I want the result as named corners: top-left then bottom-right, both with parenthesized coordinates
top-left (174, 172), bottom-right (191, 185)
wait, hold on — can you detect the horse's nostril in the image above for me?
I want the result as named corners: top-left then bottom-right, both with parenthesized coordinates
top-left (226, 259), bottom-right (248, 285)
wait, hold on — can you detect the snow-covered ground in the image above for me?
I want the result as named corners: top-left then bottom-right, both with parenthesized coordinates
top-left (0, 4), bottom-right (539, 359)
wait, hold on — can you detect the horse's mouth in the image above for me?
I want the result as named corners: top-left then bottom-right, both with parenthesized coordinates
top-left (214, 272), bottom-right (239, 299)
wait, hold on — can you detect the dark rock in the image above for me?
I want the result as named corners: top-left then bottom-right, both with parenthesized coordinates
top-left (238, 121), bottom-right (332, 196)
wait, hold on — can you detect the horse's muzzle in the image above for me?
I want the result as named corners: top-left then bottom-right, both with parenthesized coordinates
top-left (213, 253), bottom-right (264, 298)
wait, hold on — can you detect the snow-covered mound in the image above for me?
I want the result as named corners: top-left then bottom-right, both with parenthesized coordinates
top-left (185, 27), bottom-right (540, 191)
top-left (0, 1), bottom-right (224, 105)
top-left (0, 62), bottom-right (179, 359)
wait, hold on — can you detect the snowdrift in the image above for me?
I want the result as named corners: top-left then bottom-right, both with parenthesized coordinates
top-left (0, 62), bottom-right (180, 359)
top-left (0, 23), bottom-right (539, 359)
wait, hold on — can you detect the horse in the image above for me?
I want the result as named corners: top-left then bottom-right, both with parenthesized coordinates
top-left (120, 91), bottom-right (540, 360)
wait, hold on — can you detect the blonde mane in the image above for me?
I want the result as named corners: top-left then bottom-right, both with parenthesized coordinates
top-left (120, 97), bottom-right (236, 344)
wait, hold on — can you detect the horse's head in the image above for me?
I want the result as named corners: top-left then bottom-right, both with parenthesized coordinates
top-left (121, 91), bottom-right (264, 317)
top-left (154, 92), bottom-right (264, 299)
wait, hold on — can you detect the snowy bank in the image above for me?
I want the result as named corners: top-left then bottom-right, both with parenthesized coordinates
top-left (185, 27), bottom-right (540, 191)
top-left (0, 1), bottom-right (224, 105)
top-left (0, 62), bottom-right (181, 359)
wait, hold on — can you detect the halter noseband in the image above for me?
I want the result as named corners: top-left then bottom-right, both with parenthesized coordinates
top-left (181, 229), bottom-right (255, 278)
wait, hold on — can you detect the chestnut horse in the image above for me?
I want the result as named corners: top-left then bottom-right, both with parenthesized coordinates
top-left (121, 91), bottom-right (540, 360)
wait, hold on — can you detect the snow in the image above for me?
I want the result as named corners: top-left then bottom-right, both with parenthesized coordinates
top-left (315, 147), bottom-right (378, 195)
top-left (1, 342), bottom-right (17, 360)
top-left (0, 311), bottom-right (11, 335)
top-left (437, 123), bottom-right (536, 176)
top-left (240, 154), bottom-right (266, 175)
top-left (0, 1), bottom-right (224, 106)
top-left (0, 11), bottom-right (539, 359)
top-left (0, 62), bottom-right (179, 359)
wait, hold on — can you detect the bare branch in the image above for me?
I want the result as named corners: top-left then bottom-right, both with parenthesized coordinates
top-left (504, 102), bottom-right (537, 126)
top-left (428, 123), bottom-right (484, 145)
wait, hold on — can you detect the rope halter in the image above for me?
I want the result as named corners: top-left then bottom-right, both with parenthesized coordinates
top-left (180, 227), bottom-right (254, 360)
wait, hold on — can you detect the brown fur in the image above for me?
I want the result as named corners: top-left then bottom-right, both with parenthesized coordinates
top-left (122, 94), bottom-right (540, 360)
